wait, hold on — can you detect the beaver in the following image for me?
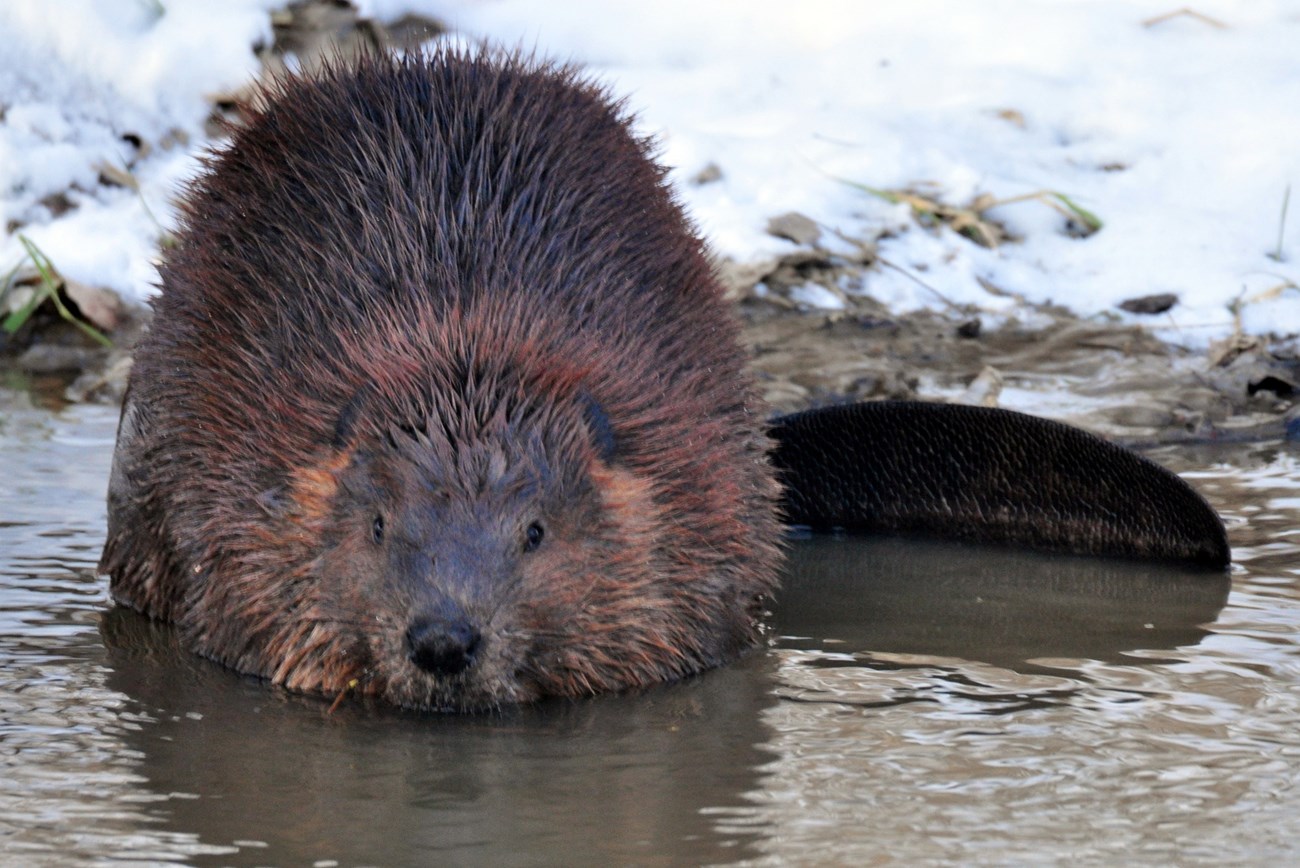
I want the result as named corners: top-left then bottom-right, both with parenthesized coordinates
top-left (99, 49), bottom-right (1228, 712)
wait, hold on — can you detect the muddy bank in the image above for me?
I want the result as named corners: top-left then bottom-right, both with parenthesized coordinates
top-left (5, 266), bottom-right (1298, 446)
top-left (739, 283), bottom-right (1300, 444)
top-left (0, 289), bottom-right (139, 405)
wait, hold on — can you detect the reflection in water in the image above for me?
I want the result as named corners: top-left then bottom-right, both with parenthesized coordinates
top-left (5, 386), bottom-right (1300, 864)
top-left (741, 449), bottom-right (1300, 864)
top-left (97, 609), bottom-right (777, 866)
top-left (775, 535), bottom-right (1230, 675)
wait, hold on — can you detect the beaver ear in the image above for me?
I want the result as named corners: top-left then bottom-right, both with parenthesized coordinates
top-left (580, 392), bottom-right (619, 463)
top-left (332, 383), bottom-right (375, 449)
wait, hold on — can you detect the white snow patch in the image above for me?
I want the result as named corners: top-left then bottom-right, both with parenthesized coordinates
top-left (789, 283), bottom-right (845, 311)
top-left (0, 0), bottom-right (277, 298)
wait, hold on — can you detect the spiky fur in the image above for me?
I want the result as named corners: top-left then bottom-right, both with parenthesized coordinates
top-left (100, 49), bottom-right (782, 711)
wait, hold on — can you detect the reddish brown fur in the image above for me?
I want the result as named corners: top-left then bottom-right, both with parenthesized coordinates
top-left (99, 49), bottom-right (782, 711)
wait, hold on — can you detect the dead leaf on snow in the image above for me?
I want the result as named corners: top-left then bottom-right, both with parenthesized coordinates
top-left (766, 212), bottom-right (822, 246)
top-left (1207, 334), bottom-right (1264, 368)
top-left (63, 279), bottom-right (125, 332)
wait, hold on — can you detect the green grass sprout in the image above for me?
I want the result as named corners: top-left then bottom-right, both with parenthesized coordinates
top-left (2, 236), bottom-right (113, 348)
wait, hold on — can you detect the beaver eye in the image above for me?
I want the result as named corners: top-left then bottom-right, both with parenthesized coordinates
top-left (372, 514), bottom-right (385, 544)
top-left (523, 521), bottom-right (545, 553)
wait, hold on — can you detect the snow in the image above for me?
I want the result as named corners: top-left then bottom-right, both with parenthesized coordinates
top-left (788, 282), bottom-right (845, 312)
top-left (3, 0), bottom-right (1299, 346)
top-left (0, 0), bottom-right (278, 296)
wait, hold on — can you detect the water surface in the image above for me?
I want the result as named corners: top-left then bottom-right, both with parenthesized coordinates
top-left (1, 386), bottom-right (1297, 865)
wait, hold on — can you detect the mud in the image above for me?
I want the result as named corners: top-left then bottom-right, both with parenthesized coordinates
top-left (739, 275), bottom-right (1300, 444)
top-left (10, 263), bottom-right (1295, 446)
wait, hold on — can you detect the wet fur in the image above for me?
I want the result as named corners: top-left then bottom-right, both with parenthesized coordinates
top-left (101, 50), bottom-right (781, 711)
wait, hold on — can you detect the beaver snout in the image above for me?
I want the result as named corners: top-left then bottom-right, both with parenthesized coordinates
top-left (405, 614), bottom-right (482, 677)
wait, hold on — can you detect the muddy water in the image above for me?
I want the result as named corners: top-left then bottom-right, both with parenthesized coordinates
top-left (2, 385), bottom-right (1298, 866)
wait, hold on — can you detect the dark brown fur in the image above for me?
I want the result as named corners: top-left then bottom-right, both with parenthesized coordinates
top-left (100, 49), bottom-right (782, 711)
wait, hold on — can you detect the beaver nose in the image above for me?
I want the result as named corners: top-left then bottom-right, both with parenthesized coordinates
top-left (405, 616), bottom-right (482, 676)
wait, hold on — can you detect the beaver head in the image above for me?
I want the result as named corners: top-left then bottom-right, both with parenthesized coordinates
top-left (247, 324), bottom-right (764, 712)
top-left (323, 387), bottom-right (617, 708)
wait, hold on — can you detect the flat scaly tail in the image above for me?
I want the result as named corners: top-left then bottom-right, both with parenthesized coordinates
top-left (770, 402), bottom-right (1230, 568)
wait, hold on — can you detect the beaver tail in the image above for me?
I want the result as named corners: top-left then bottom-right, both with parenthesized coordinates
top-left (770, 402), bottom-right (1230, 568)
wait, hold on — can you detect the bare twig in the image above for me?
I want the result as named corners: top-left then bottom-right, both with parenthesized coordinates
top-left (1142, 8), bottom-right (1229, 29)
top-left (1268, 184), bottom-right (1290, 263)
